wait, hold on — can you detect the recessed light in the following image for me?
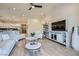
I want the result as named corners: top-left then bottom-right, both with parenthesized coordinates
top-left (13, 8), bottom-right (16, 10)
top-left (32, 6), bottom-right (35, 8)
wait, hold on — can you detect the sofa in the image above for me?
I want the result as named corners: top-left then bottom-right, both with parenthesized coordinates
top-left (0, 31), bottom-right (23, 56)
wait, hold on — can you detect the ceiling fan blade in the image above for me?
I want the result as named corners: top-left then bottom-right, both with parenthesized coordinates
top-left (30, 3), bottom-right (34, 6)
top-left (28, 7), bottom-right (32, 10)
top-left (34, 5), bottom-right (42, 8)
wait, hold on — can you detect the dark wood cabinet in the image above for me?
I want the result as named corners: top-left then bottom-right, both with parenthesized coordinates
top-left (21, 24), bottom-right (27, 34)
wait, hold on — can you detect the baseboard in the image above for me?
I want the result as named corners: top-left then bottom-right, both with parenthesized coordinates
top-left (47, 38), bottom-right (66, 46)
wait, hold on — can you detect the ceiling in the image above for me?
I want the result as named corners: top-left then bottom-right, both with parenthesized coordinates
top-left (0, 3), bottom-right (66, 17)
top-left (0, 3), bottom-right (66, 23)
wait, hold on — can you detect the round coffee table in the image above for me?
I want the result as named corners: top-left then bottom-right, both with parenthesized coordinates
top-left (25, 42), bottom-right (41, 56)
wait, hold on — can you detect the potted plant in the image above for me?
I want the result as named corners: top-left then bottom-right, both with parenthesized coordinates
top-left (30, 32), bottom-right (36, 45)
top-left (31, 32), bottom-right (35, 37)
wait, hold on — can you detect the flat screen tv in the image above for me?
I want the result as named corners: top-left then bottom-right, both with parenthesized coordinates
top-left (51, 20), bottom-right (66, 31)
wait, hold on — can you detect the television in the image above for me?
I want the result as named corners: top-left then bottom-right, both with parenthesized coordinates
top-left (51, 20), bottom-right (66, 31)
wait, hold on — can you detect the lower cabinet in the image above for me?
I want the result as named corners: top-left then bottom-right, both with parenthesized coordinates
top-left (49, 31), bottom-right (71, 48)
top-left (57, 33), bottom-right (65, 44)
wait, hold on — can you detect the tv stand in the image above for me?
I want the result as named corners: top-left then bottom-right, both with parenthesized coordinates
top-left (48, 31), bottom-right (72, 48)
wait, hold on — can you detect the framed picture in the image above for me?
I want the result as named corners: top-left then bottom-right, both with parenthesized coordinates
top-left (21, 24), bottom-right (27, 33)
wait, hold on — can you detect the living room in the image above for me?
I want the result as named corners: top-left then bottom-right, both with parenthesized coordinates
top-left (0, 3), bottom-right (79, 56)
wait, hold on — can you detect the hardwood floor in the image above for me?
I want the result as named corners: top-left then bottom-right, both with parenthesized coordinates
top-left (10, 38), bottom-right (79, 56)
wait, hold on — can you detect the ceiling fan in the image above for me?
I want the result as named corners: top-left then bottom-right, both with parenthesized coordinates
top-left (28, 3), bottom-right (42, 10)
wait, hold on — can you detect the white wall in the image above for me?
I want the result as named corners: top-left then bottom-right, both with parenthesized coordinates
top-left (27, 19), bottom-right (43, 36)
top-left (48, 4), bottom-right (79, 32)
top-left (1, 4), bottom-right (78, 36)
top-left (27, 4), bottom-right (79, 36)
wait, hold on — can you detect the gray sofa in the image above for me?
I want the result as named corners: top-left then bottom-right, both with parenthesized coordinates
top-left (0, 31), bottom-right (23, 56)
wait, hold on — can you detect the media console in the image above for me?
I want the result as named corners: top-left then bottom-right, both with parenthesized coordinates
top-left (48, 31), bottom-right (72, 48)
top-left (47, 20), bottom-right (71, 48)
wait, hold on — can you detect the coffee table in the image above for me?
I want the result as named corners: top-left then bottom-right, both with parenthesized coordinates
top-left (25, 42), bottom-right (41, 56)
